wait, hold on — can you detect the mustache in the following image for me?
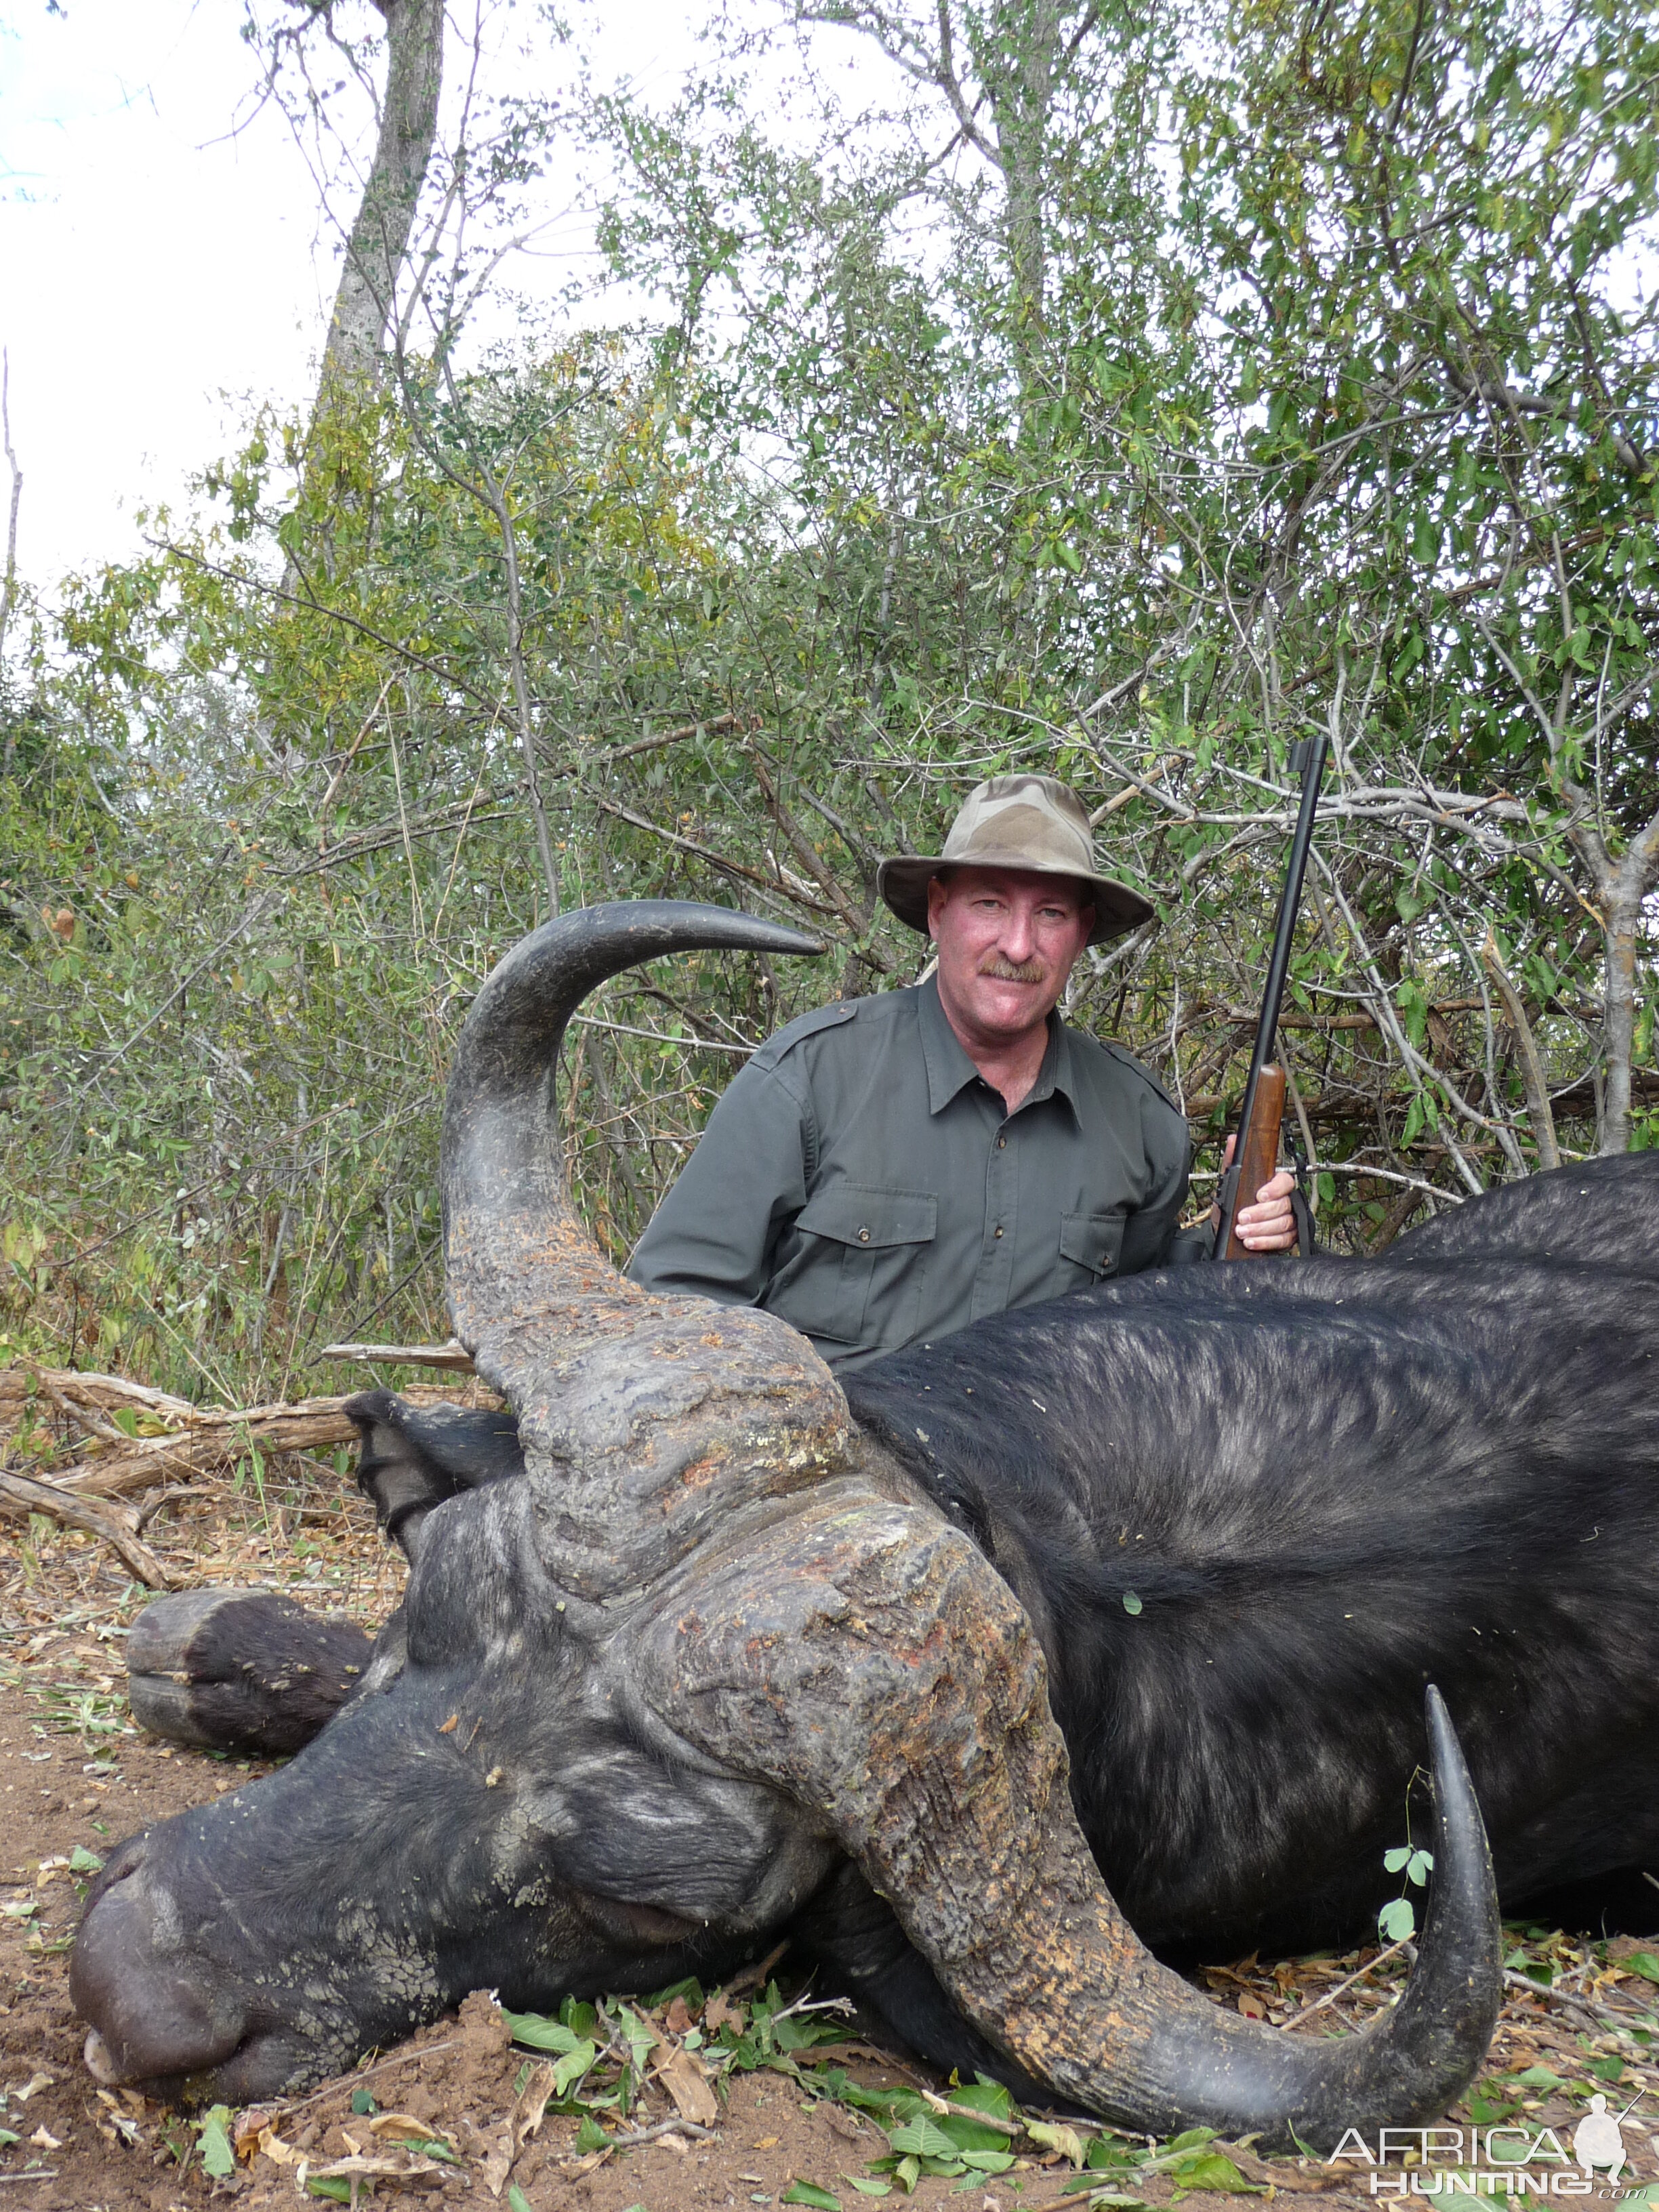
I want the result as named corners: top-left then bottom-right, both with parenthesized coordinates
top-left (977, 955), bottom-right (1047, 985)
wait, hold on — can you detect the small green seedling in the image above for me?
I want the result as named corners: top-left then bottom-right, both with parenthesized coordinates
top-left (1378, 1843), bottom-right (1434, 1941)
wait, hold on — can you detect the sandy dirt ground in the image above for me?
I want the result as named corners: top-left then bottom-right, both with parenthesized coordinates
top-left (3, 1441), bottom-right (1659, 2212)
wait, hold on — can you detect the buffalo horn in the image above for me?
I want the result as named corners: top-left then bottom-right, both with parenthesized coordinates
top-left (441, 902), bottom-right (851, 1601)
top-left (638, 1479), bottom-right (1502, 2148)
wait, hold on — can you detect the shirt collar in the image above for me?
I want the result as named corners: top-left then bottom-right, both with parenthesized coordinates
top-left (916, 972), bottom-right (1082, 1122)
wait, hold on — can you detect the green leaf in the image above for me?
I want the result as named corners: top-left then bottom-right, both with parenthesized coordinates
top-left (575, 2114), bottom-right (609, 2153)
top-left (783, 2184), bottom-right (842, 2209)
top-left (887, 2117), bottom-right (960, 2160)
top-left (306, 2180), bottom-right (352, 2203)
top-left (350, 2087), bottom-right (376, 2116)
top-left (1383, 1846), bottom-right (1412, 1872)
top-left (1086, 2134), bottom-right (1144, 2170)
top-left (1153, 2129), bottom-right (1219, 2160)
top-left (1395, 976), bottom-right (1429, 1042)
top-left (508, 2188), bottom-right (535, 2212)
top-left (197, 2105), bottom-right (235, 2179)
top-left (844, 2180), bottom-right (891, 2198)
top-left (552, 2038), bottom-right (598, 2096)
top-left (935, 2115), bottom-right (1012, 2152)
top-left (1622, 1952), bottom-right (1659, 1982)
top-left (960, 2148), bottom-right (1017, 2171)
top-left (1166, 2150), bottom-right (1263, 2196)
top-left (1122, 1591), bottom-right (1143, 1616)
top-left (775, 2011), bottom-right (849, 2051)
top-left (503, 2008), bottom-right (583, 2053)
top-left (1378, 1896), bottom-right (1417, 1941)
top-left (951, 2079), bottom-right (1013, 2120)
top-left (1470, 2100), bottom-right (1519, 2127)
top-left (68, 1845), bottom-right (103, 1873)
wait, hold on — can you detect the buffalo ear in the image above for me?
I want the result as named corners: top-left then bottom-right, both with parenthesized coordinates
top-left (346, 1391), bottom-right (525, 1563)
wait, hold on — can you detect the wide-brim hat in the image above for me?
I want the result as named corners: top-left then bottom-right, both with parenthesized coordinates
top-left (876, 773), bottom-right (1158, 947)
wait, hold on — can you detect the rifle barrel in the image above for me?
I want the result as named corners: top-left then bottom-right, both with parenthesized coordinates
top-left (1210, 735), bottom-right (1328, 1258)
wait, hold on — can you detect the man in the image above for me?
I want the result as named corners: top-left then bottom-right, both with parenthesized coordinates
top-left (628, 773), bottom-right (1295, 1368)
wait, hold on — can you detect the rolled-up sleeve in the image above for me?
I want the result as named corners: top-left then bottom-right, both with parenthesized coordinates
top-left (626, 1061), bottom-right (811, 1306)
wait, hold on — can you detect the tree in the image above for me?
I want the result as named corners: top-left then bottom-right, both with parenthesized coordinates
top-left (243, 0), bottom-right (445, 407)
top-left (323, 0), bottom-right (445, 388)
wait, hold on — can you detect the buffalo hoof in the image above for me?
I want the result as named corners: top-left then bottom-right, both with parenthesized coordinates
top-left (126, 1588), bottom-right (373, 1757)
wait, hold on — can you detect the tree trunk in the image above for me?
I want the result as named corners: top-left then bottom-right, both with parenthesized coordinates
top-left (1601, 878), bottom-right (1644, 1155)
top-left (316, 0), bottom-right (444, 397)
top-left (987, 0), bottom-right (1060, 337)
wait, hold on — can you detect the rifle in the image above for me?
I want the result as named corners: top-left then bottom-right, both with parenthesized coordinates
top-left (1210, 733), bottom-right (1328, 1261)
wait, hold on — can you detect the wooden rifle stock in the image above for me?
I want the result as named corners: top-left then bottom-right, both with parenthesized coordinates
top-left (1221, 1063), bottom-right (1287, 1260)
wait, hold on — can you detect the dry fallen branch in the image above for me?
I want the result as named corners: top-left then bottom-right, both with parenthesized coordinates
top-left (0, 1467), bottom-right (176, 1589)
top-left (1, 1366), bottom-right (498, 1503)
top-left (54, 1401), bottom-right (363, 1499)
top-left (0, 1368), bottom-right (195, 1422)
top-left (320, 1340), bottom-right (476, 1371)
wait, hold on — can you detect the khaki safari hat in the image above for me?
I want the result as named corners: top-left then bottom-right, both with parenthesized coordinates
top-left (877, 774), bottom-right (1156, 947)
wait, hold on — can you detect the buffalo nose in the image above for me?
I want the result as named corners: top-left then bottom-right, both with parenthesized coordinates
top-left (70, 1841), bottom-right (246, 2087)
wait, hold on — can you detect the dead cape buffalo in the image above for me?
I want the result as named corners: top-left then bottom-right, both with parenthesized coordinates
top-left (71, 903), bottom-right (1659, 2147)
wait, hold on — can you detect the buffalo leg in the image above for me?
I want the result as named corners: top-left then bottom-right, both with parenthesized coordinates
top-left (126, 1589), bottom-right (373, 1757)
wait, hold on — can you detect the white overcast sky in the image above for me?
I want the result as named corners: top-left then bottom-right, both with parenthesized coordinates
top-left (0, 0), bottom-right (726, 589)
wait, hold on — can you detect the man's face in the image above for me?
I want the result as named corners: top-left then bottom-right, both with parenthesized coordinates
top-left (926, 867), bottom-right (1094, 1049)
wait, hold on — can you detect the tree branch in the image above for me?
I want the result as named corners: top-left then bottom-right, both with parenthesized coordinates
top-left (1479, 931), bottom-right (1561, 1172)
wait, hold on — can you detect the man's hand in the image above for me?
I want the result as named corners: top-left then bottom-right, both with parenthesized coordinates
top-left (1214, 1134), bottom-right (1298, 1253)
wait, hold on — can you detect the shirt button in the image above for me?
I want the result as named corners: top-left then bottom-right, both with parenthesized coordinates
top-left (998, 1136), bottom-right (1006, 1149)
top-left (858, 1227), bottom-right (870, 1242)
top-left (994, 1225), bottom-right (1004, 1238)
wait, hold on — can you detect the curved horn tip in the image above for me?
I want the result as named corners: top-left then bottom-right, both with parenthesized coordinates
top-left (530, 899), bottom-right (826, 964)
top-left (1422, 1681), bottom-right (1502, 1976)
top-left (1070, 1683), bottom-right (1500, 2149)
top-left (1422, 1682), bottom-right (1498, 1905)
top-left (445, 899), bottom-right (827, 1113)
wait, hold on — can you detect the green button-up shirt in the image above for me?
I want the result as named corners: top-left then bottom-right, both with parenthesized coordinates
top-left (628, 974), bottom-right (1201, 1370)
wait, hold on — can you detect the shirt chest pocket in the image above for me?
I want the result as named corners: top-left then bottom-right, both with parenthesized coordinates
top-left (781, 1183), bottom-right (938, 1349)
top-left (1059, 1208), bottom-right (1126, 1283)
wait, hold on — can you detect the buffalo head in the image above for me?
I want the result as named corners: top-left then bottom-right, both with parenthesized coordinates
top-left (71, 902), bottom-right (1502, 2144)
